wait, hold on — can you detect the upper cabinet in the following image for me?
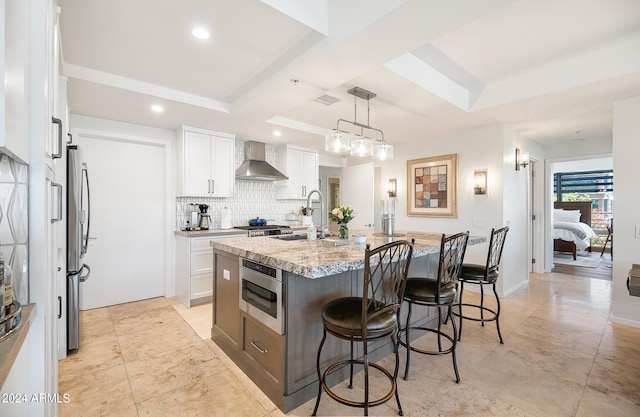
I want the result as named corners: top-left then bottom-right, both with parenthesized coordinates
top-left (275, 145), bottom-right (318, 200)
top-left (1, 0), bottom-right (30, 163)
top-left (177, 126), bottom-right (235, 197)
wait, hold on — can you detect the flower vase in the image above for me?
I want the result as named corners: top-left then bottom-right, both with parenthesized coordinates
top-left (338, 223), bottom-right (349, 240)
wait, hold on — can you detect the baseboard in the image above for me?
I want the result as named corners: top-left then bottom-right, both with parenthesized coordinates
top-left (610, 315), bottom-right (640, 329)
top-left (502, 279), bottom-right (529, 298)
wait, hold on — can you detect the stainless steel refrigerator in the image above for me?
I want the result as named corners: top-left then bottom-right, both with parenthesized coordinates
top-left (67, 144), bottom-right (91, 352)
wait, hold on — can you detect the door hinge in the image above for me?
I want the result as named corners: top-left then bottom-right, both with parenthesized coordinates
top-left (532, 214), bottom-right (536, 220)
top-left (532, 258), bottom-right (536, 264)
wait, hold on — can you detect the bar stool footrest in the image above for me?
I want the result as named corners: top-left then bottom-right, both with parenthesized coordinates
top-left (320, 359), bottom-right (397, 409)
top-left (453, 303), bottom-right (498, 323)
top-left (398, 326), bottom-right (456, 355)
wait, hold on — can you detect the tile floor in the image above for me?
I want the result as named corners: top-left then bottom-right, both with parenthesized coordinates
top-left (58, 269), bottom-right (640, 417)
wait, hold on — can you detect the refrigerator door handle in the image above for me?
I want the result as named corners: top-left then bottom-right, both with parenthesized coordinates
top-left (81, 163), bottom-right (91, 255)
top-left (51, 182), bottom-right (63, 223)
top-left (51, 117), bottom-right (63, 159)
top-left (79, 264), bottom-right (91, 282)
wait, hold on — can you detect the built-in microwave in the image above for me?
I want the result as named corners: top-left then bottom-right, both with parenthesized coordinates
top-left (239, 258), bottom-right (285, 335)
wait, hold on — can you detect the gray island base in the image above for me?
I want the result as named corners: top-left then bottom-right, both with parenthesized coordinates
top-left (209, 230), bottom-right (486, 413)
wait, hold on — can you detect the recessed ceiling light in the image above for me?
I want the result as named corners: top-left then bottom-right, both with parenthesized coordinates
top-left (273, 130), bottom-right (282, 137)
top-left (151, 104), bottom-right (164, 113)
top-left (192, 27), bottom-right (210, 40)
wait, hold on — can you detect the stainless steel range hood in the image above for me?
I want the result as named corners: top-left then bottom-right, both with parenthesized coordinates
top-left (235, 141), bottom-right (288, 181)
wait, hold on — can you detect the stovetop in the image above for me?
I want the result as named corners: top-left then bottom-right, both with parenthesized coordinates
top-left (234, 225), bottom-right (290, 231)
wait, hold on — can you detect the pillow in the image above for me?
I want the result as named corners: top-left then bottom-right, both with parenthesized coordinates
top-left (554, 208), bottom-right (581, 223)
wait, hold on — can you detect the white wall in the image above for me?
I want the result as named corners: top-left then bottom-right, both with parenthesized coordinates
top-left (502, 125), bottom-right (531, 295)
top-left (611, 95), bottom-right (640, 327)
top-left (377, 123), bottom-right (529, 295)
top-left (553, 157), bottom-right (613, 173)
top-left (544, 138), bottom-right (612, 160)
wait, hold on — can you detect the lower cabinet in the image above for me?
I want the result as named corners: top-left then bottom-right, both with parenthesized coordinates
top-left (176, 236), bottom-right (213, 307)
top-left (240, 313), bottom-right (284, 394)
top-left (242, 315), bottom-right (283, 382)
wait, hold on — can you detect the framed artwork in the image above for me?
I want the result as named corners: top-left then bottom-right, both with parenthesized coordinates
top-left (407, 153), bottom-right (458, 218)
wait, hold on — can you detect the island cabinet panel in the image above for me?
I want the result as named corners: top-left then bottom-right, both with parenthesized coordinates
top-left (285, 270), bottom-right (358, 394)
top-left (240, 312), bottom-right (284, 402)
top-left (212, 250), bottom-right (241, 349)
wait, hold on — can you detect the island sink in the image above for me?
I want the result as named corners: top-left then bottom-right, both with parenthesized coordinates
top-left (270, 234), bottom-right (308, 241)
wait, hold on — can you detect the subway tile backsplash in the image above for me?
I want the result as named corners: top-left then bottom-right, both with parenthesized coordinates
top-left (0, 153), bottom-right (28, 306)
top-left (176, 141), bottom-right (303, 229)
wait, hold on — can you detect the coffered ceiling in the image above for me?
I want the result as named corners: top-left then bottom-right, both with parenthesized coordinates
top-left (57, 0), bottom-right (640, 152)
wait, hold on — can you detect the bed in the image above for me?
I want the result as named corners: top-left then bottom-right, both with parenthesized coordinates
top-left (553, 201), bottom-right (597, 260)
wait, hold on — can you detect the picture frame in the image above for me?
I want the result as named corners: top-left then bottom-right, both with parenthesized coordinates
top-left (407, 153), bottom-right (458, 218)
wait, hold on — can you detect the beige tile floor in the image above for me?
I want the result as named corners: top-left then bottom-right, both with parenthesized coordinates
top-left (58, 269), bottom-right (640, 417)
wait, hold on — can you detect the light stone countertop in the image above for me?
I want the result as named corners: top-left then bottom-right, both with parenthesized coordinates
top-left (209, 230), bottom-right (486, 279)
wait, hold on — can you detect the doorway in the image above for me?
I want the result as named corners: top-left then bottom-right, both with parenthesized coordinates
top-left (545, 156), bottom-right (613, 274)
top-left (318, 166), bottom-right (342, 232)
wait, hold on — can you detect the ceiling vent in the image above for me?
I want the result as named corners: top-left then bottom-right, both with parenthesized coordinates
top-left (314, 94), bottom-right (340, 106)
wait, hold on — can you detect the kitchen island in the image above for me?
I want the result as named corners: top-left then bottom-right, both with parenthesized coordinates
top-left (209, 230), bottom-right (485, 412)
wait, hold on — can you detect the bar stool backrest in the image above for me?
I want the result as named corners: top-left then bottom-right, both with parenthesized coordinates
top-left (485, 226), bottom-right (510, 275)
top-left (436, 232), bottom-right (469, 301)
top-left (362, 239), bottom-right (415, 338)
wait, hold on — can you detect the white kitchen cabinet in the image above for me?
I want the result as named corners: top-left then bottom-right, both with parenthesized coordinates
top-left (177, 126), bottom-right (235, 197)
top-left (275, 145), bottom-right (318, 200)
top-left (175, 233), bottom-right (243, 307)
top-left (0, 0), bottom-right (30, 163)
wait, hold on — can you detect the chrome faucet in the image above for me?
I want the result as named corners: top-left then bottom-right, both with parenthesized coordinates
top-left (306, 189), bottom-right (325, 239)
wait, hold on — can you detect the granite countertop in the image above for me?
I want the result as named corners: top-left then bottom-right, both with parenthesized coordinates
top-left (209, 230), bottom-right (486, 279)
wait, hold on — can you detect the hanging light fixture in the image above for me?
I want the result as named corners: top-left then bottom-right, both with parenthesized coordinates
top-left (324, 87), bottom-right (393, 160)
top-left (350, 136), bottom-right (374, 157)
top-left (374, 142), bottom-right (394, 160)
top-left (324, 131), bottom-right (350, 153)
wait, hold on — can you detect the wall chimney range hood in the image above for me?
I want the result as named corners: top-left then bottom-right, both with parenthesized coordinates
top-left (235, 141), bottom-right (288, 181)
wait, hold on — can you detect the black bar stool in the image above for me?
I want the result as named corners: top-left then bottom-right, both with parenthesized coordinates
top-left (400, 231), bottom-right (469, 383)
top-left (454, 226), bottom-right (509, 344)
top-left (312, 239), bottom-right (415, 416)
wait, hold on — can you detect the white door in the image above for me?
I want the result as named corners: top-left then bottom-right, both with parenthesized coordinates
top-left (341, 163), bottom-right (374, 229)
top-left (79, 136), bottom-right (165, 309)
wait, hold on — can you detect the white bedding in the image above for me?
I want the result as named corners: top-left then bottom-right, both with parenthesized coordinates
top-left (553, 221), bottom-right (597, 251)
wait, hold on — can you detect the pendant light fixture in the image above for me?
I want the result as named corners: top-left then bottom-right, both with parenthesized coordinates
top-left (324, 87), bottom-right (393, 160)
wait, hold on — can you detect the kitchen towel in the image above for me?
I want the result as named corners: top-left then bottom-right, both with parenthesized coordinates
top-left (220, 207), bottom-right (232, 229)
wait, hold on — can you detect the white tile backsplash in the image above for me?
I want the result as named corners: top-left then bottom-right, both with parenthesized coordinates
top-left (176, 141), bottom-right (303, 230)
top-left (0, 153), bottom-right (29, 305)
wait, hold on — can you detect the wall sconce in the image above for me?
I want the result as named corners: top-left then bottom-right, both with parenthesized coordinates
top-left (515, 148), bottom-right (530, 171)
top-left (474, 170), bottom-right (487, 195)
top-left (387, 178), bottom-right (397, 197)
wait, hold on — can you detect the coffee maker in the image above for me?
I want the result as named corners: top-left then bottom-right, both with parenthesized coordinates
top-left (198, 204), bottom-right (211, 230)
top-left (184, 203), bottom-right (200, 230)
